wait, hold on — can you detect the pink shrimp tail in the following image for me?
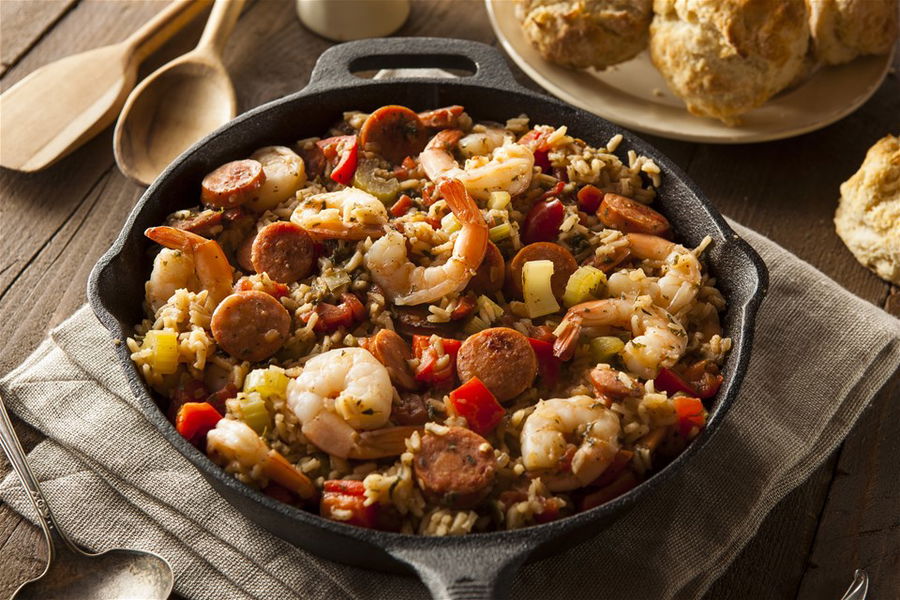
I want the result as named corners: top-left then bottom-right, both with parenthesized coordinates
top-left (145, 225), bottom-right (206, 251)
top-left (438, 178), bottom-right (485, 227)
top-left (553, 314), bottom-right (583, 361)
top-left (425, 128), bottom-right (464, 151)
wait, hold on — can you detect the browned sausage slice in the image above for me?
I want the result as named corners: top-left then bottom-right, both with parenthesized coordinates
top-left (413, 427), bottom-right (496, 508)
top-left (507, 242), bottom-right (577, 300)
top-left (168, 209), bottom-right (224, 237)
top-left (589, 366), bottom-right (643, 400)
top-left (368, 329), bottom-right (418, 392)
top-left (394, 306), bottom-right (454, 338)
top-left (250, 222), bottom-right (315, 283)
top-left (456, 327), bottom-right (537, 403)
top-left (466, 241), bottom-right (505, 295)
top-left (201, 159), bottom-right (266, 208)
top-left (235, 234), bottom-right (255, 273)
top-left (359, 105), bottom-right (429, 165)
top-left (211, 291), bottom-right (291, 362)
top-left (598, 193), bottom-right (671, 237)
top-left (391, 393), bottom-right (429, 426)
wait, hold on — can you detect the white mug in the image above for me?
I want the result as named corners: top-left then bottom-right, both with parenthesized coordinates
top-left (296, 0), bottom-right (411, 41)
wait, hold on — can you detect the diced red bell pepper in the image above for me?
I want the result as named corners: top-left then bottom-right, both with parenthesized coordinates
top-left (533, 497), bottom-right (564, 524)
top-left (316, 135), bottom-right (358, 185)
top-left (674, 396), bottom-right (706, 439)
top-left (450, 294), bottom-right (476, 321)
top-left (589, 449), bottom-right (634, 488)
top-left (517, 127), bottom-right (553, 151)
top-left (682, 360), bottom-right (723, 399)
top-left (389, 193), bottom-right (413, 217)
top-left (576, 184), bottom-right (604, 214)
top-left (533, 149), bottom-right (551, 174)
top-left (321, 480), bottom-right (378, 528)
top-left (655, 367), bottom-right (698, 396)
top-left (412, 334), bottom-right (461, 387)
top-left (205, 383), bottom-right (238, 415)
top-left (309, 292), bottom-right (365, 333)
top-left (522, 198), bottom-right (565, 244)
top-left (528, 338), bottom-right (560, 388)
top-left (537, 181), bottom-right (566, 202)
top-left (448, 377), bottom-right (505, 435)
top-left (175, 402), bottom-right (222, 446)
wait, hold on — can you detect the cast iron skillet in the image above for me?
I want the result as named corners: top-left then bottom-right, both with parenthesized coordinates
top-left (89, 38), bottom-right (767, 599)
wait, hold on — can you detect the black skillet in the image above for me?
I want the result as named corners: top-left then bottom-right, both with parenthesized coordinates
top-left (88, 38), bottom-right (768, 599)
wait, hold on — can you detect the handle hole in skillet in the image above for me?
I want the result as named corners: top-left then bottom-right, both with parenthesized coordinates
top-left (348, 53), bottom-right (476, 79)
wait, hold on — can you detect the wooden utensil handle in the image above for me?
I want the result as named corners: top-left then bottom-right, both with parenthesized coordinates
top-left (126, 0), bottom-right (213, 62)
top-left (197, 0), bottom-right (246, 57)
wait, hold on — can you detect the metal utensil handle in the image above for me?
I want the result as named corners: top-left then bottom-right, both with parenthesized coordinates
top-left (305, 37), bottom-right (523, 92)
top-left (0, 392), bottom-right (78, 557)
top-left (386, 538), bottom-right (534, 600)
top-left (840, 569), bottom-right (869, 600)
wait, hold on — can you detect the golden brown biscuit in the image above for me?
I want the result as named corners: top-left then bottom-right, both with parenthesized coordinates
top-left (834, 134), bottom-right (900, 285)
top-left (806, 0), bottom-right (899, 65)
top-left (649, 0), bottom-right (809, 125)
top-left (520, 0), bottom-right (653, 69)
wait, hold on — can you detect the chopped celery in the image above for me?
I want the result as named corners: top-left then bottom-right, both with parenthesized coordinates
top-left (488, 222), bottom-right (512, 242)
top-left (590, 336), bottom-right (625, 363)
top-left (321, 269), bottom-right (351, 292)
top-left (463, 315), bottom-right (489, 336)
top-left (352, 158), bottom-right (400, 204)
top-left (488, 191), bottom-right (511, 210)
top-left (244, 368), bottom-right (289, 398)
top-left (562, 266), bottom-right (607, 307)
top-left (239, 394), bottom-right (270, 434)
top-left (522, 260), bottom-right (560, 318)
top-left (441, 212), bottom-right (462, 233)
top-left (144, 330), bottom-right (178, 374)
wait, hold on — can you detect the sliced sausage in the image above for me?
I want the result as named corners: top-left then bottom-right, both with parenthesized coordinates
top-left (507, 242), bottom-right (577, 300)
top-left (589, 366), bottom-right (643, 401)
top-left (391, 393), bottom-right (429, 426)
top-left (394, 306), bottom-right (454, 338)
top-left (168, 209), bottom-right (224, 237)
top-left (456, 327), bottom-right (537, 403)
top-left (413, 427), bottom-right (496, 509)
top-left (201, 159), bottom-right (266, 208)
top-left (598, 193), bottom-right (671, 237)
top-left (236, 234), bottom-right (255, 272)
top-left (582, 245), bottom-right (631, 274)
top-left (368, 329), bottom-right (418, 392)
top-left (359, 105), bottom-right (429, 165)
top-left (466, 241), bottom-right (505, 295)
top-left (211, 291), bottom-right (291, 362)
top-left (417, 105), bottom-right (464, 129)
top-left (251, 222), bottom-right (315, 283)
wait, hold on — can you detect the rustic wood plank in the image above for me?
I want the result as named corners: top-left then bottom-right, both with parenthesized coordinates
top-left (0, 0), bottom-right (77, 78)
top-left (796, 375), bottom-right (900, 600)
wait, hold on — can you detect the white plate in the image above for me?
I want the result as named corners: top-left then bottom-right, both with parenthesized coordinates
top-left (486, 0), bottom-right (894, 143)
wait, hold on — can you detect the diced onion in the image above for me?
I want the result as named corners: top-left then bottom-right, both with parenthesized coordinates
top-left (522, 260), bottom-right (560, 318)
top-left (243, 367), bottom-right (289, 398)
top-left (442, 213), bottom-right (462, 233)
top-left (144, 330), bottom-right (178, 375)
top-left (488, 191), bottom-right (511, 210)
top-left (562, 266), bottom-right (607, 307)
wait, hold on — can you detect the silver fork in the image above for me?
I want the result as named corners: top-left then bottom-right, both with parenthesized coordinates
top-left (839, 569), bottom-right (868, 600)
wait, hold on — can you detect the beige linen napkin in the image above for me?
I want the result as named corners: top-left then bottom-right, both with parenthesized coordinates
top-left (1, 222), bottom-right (898, 600)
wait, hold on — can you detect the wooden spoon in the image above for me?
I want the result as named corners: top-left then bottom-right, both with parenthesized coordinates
top-left (114, 0), bottom-right (246, 186)
top-left (0, 0), bottom-right (212, 173)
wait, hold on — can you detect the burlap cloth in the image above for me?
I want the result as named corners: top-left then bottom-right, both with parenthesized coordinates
top-left (1, 222), bottom-right (898, 600)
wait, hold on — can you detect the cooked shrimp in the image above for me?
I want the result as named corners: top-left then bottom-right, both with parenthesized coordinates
top-left (246, 146), bottom-right (307, 212)
top-left (206, 418), bottom-right (315, 499)
top-left (627, 233), bottom-right (701, 314)
top-left (286, 348), bottom-right (419, 459)
top-left (419, 129), bottom-right (534, 200)
top-left (145, 226), bottom-right (234, 310)
top-left (520, 395), bottom-right (621, 492)
top-left (553, 297), bottom-right (687, 379)
top-left (290, 187), bottom-right (387, 240)
top-left (365, 178), bottom-right (488, 305)
top-left (458, 126), bottom-right (514, 158)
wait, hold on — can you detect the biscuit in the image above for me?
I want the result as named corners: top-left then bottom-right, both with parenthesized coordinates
top-left (834, 135), bottom-right (900, 285)
top-left (807, 0), bottom-right (899, 65)
top-left (649, 0), bottom-right (809, 125)
top-left (520, 0), bottom-right (653, 69)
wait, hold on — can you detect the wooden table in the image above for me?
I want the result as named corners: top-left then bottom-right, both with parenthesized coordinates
top-left (1, 1), bottom-right (897, 598)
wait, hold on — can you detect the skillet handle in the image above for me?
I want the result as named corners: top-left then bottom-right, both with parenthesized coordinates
top-left (305, 37), bottom-right (522, 92)
top-left (385, 538), bottom-right (534, 600)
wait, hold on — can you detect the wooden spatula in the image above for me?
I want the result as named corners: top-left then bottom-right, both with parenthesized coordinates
top-left (0, 0), bottom-right (211, 172)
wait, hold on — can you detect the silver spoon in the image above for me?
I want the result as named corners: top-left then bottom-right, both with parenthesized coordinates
top-left (0, 392), bottom-right (173, 600)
